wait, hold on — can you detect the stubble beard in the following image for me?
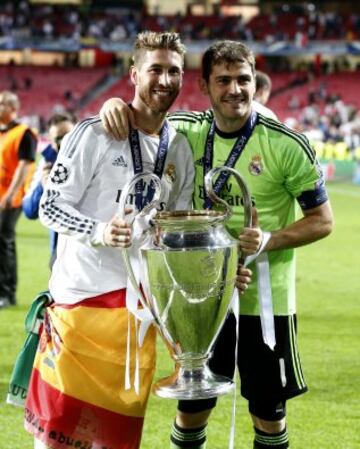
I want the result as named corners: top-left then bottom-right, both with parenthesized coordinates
top-left (139, 87), bottom-right (178, 114)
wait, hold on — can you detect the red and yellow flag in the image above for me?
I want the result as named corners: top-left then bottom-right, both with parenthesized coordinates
top-left (25, 290), bottom-right (157, 449)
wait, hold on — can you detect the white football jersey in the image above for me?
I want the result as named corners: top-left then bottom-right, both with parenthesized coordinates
top-left (252, 100), bottom-right (278, 120)
top-left (40, 117), bottom-right (195, 304)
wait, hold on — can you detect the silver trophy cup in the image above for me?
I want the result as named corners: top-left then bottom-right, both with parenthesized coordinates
top-left (119, 166), bottom-right (252, 399)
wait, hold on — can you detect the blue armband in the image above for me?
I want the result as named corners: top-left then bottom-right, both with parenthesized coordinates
top-left (297, 181), bottom-right (328, 210)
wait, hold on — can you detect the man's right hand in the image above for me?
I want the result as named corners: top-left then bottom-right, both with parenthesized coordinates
top-left (99, 98), bottom-right (136, 140)
top-left (236, 265), bottom-right (252, 295)
top-left (103, 211), bottom-right (132, 248)
top-left (239, 207), bottom-right (262, 256)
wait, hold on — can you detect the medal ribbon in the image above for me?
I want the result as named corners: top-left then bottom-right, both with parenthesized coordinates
top-left (129, 120), bottom-right (169, 211)
top-left (203, 111), bottom-right (258, 208)
top-left (203, 111), bottom-right (276, 351)
top-left (125, 120), bottom-right (169, 393)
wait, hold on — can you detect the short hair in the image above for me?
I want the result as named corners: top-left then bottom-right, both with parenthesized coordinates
top-left (256, 70), bottom-right (272, 92)
top-left (202, 40), bottom-right (256, 82)
top-left (132, 31), bottom-right (186, 67)
top-left (47, 112), bottom-right (77, 128)
top-left (0, 91), bottom-right (20, 110)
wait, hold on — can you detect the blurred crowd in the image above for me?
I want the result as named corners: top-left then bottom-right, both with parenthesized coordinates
top-left (0, 0), bottom-right (359, 160)
top-left (270, 80), bottom-right (360, 156)
top-left (0, 1), bottom-right (141, 42)
top-left (250, 5), bottom-right (360, 43)
top-left (287, 93), bottom-right (360, 154)
top-left (1, 1), bottom-right (360, 43)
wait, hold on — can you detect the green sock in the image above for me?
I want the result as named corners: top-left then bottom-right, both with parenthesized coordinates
top-left (170, 421), bottom-right (207, 448)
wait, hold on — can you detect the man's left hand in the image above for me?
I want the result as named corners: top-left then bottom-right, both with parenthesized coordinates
top-left (239, 207), bottom-right (262, 255)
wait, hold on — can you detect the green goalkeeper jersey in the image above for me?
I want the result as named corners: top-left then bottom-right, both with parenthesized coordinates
top-left (169, 109), bottom-right (328, 316)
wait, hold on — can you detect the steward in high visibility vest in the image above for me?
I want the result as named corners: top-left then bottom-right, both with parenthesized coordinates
top-left (0, 91), bottom-right (37, 308)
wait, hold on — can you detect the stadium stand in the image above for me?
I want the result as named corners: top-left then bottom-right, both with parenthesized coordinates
top-left (1, 1), bottom-right (359, 42)
top-left (0, 66), bottom-right (109, 124)
top-left (0, 0), bottom-right (358, 165)
top-left (268, 71), bottom-right (360, 121)
top-left (81, 69), bottom-right (211, 117)
top-left (246, 11), bottom-right (360, 41)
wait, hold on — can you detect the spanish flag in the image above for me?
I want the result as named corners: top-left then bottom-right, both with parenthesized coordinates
top-left (25, 290), bottom-right (156, 449)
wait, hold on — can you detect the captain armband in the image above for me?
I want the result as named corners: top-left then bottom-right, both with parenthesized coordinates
top-left (297, 183), bottom-right (329, 210)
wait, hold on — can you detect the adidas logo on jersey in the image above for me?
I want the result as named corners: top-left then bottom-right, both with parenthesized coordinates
top-left (112, 155), bottom-right (128, 167)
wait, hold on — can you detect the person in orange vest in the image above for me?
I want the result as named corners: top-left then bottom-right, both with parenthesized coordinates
top-left (0, 91), bottom-right (37, 308)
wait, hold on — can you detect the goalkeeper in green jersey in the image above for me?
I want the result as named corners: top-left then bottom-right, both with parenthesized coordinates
top-left (99, 40), bottom-right (333, 449)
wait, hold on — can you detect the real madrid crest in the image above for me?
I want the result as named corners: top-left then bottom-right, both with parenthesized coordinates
top-left (248, 154), bottom-right (263, 176)
top-left (165, 163), bottom-right (176, 183)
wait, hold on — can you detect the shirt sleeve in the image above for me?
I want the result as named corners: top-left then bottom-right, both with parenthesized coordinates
top-left (18, 129), bottom-right (37, 161)
top-left (39, 122), bottom-right (108, 246)
top-left (283, 134), bottom-right (328, 210)
top-left (168, 110), bottom-right (211, 147)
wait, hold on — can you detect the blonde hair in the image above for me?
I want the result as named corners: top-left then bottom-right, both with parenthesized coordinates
top-left (132, 31), bottom-right (186, 67)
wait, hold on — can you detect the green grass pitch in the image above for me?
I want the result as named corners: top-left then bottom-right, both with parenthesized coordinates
top-left (0, 182), bottom-right (359, 449)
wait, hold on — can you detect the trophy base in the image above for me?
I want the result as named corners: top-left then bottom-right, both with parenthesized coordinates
top-left (152, 365), bottom-right (234, 400)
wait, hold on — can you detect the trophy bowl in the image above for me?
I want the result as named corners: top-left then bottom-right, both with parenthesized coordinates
top-left (141, 209), bottom-right (238, 399)
top-left (120, 167), bottom-right (252, 400)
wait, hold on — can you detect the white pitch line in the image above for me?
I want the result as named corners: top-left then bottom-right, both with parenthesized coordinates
top-left (327, 186), bottom-right (360, 197)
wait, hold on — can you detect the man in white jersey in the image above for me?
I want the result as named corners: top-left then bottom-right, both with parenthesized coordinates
top-left (25, 32), bottom-right (241, 449)
top-left (98, 40), bottom-right (333, 449)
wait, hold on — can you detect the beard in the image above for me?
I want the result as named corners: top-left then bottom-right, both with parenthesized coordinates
top-left (138, 85), bottom-right (179, 113)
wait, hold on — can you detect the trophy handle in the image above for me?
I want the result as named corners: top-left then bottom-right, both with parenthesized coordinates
top-left (204, 166), bottom-right (252, 262)
top-left (118, 172), bottom-right (162, 319)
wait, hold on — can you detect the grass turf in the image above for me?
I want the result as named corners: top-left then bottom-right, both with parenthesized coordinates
top-left (0, 182), bottom-right (359, 449)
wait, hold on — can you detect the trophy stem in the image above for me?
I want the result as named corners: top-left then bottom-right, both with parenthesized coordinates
top-left (152, 356), bottom-right (234, 400)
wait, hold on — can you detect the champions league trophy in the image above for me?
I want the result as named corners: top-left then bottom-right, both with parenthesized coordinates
top-left (119, 166), bottom-right (252, 400)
